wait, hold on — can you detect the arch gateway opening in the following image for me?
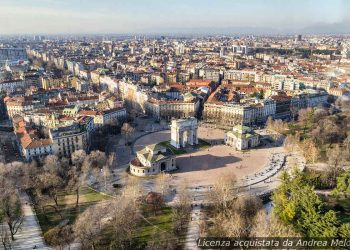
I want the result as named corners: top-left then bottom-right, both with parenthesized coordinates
top-left (170, 117), bottom-right (199, 149)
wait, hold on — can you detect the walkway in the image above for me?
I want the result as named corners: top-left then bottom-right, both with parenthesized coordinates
top-left (11, 192), bottom-right (50, 250)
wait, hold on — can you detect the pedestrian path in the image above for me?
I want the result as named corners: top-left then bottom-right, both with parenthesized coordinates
top-left (11, 192), bottom-right (51, 250)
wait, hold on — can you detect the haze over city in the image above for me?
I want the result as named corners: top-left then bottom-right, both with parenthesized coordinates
top-left (0, 0), bottom-right (349, 34)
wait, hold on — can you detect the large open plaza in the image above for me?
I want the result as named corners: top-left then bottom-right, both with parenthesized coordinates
top-left (132, 126), bottom-right (285, 187)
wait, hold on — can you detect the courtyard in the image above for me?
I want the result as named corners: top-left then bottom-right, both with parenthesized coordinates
top-left (132, 126), bottom-right (285, 187)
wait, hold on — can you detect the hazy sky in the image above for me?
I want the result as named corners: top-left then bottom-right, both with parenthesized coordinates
top-left (0, 0), bottom-right (348, 34)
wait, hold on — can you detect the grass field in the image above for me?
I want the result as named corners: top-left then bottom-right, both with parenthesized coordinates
top-left (158, 141), bottom-right (187, 155)
top-left (158, 138), bottom-right (211, 155)
top-left (34, 186), bottom-right (109, 234)
top-left (95, 204), bottom-right (176, 248)
top-left (134, 205), bottom-right (173, 244)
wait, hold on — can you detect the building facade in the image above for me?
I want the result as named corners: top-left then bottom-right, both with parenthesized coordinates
top-left (130, 144), bottom-right (176, 177)
top-left (225, 125), bottom-right (260, 150)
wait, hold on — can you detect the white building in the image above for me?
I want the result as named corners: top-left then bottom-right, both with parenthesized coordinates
top-left (225, 125), bottom-right (260, 150)
top-left (130, 144), bottom-right (176, 177)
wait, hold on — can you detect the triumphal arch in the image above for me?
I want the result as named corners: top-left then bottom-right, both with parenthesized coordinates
top-left (170, 117), bottom-right (198, 149)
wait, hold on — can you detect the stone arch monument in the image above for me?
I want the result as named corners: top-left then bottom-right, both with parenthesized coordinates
top-left (170, 117), bottom-right (198, 148)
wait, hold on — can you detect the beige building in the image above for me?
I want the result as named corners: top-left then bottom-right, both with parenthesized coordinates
top-left (5, 97), bottom-right (34, 120)
top-left (130, 144), bottom-right (176, 177)
top-left (203, 99), bottom-right (276, 129)
top-left (145, 99), bottom-right (200, 121)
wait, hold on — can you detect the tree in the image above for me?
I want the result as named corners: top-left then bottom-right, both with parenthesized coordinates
top-left (145, 230), bottom-right (177, 250)
top-left (122, 178), bottom-right (143, 207)
top-left (146, 192), bottom-right (164, 216)
top-left (71, 150), bottom-right (87, 169)
top-left (313, 108), bottom-right (328, 121)
top-left (108, 196), bottom-right (139, 248)
top-left (37, 155), bottom-right (68, 217)
top-left (272, 170), bottom-right (339, 237)
top-left (251, 211), bottom-right (301, 237)
top-left (284, 134), bottom-right (300, 153)
top-left (211, 195), bottom-right (262, 238)
top-left (81, 150), bottom-right (108, 189)
top-left (339, 223), bottom-right (350, 238)
top-left (68, 150), bottom-right (87, 207)
top-left (154, 172), bottom-right (172, 198)
top-left (121, 122), bottom-right (134, 144)
top-left (44, 225), bottom-right (74, 249)
top-left (325, 145), bottom-right (345, 187)
top-left (301, 139), bottom-right (319, 164)
top-left (82, 150), bottom-right (107, 173)
top-left (0, 224), bottom-right (11, 250)
top-left (21, 161), bottom-right (40, 191)
top-left (298, 108), bottom-right (314, 132)
top-left (0, 184), bottom-right (24, 241)
top-left (172, 182), bottom-right (191, 234)
top-left (209, 172), bottom-right (237, 210)
top-left (266, 116), bottom-right (273, 131)
top-left (343, 133), bottom-right (350, 159)
top-left (74, 203), bottom-right (106, 250)
top-left (39, 171), bottom-right (63, 208)
top-left (333, 169), bottom-right (350, 197)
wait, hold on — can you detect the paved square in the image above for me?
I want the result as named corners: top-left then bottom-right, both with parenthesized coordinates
top-left (132, 126), bottom-right (285, 187)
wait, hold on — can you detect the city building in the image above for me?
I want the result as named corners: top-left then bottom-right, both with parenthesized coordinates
top-left (224, 125), bottom-right (260, 150)
top-left (130, 144), bottom-right (176, 177)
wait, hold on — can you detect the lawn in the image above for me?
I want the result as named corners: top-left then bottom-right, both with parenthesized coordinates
top-left (158, 141), bottom-right (187, 155)
top-left (34, 186), bottom-right (110, 234)
top-left (158, 138), bottom-right (211, 155)
top-left (196, 138), bottom-right (211, 149)
top-left (133, 204), bottom-right (182, 247)
top-left (96, 205), bottom-right (176, 248)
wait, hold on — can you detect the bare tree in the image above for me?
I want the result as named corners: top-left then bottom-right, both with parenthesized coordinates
top-left (209, 172), bottom-right (237, 210)
top-left (154, 172), bottom-right (172, 198)
top-left (251, 211), bottom-right (301, 237)
top-left (73, 203), bottom-right (106, 250)
top-left (0, 222), bottom-right (11, 249)
top-left (343, 133), bottom-right (350, 159)
top-left (0, 184), bottom-right (24, 241)
top-left (44, 225), bottom-right (74, 249)
top-left (67, 150), bottom-right (87, 208)
top-left (172, 182), bottom-right (191, 234)
top-left (22, 161), bottom-right (40, 191)
top-left (325, 145), bottom-right (345, 187)
top-left (284, 134), bottom-right (299, 153)
top-left (122, 178), bottom-right (144, 207)
top-left (211, 195), bottom-right (262, 238)
top-left (121, 122), bottom-right (134, 144)
top-left (82, 150), bottom-right (107, 173)
top-left (71, 150), bottom-right (87, 169)
top-left (39, 171), bottom-right (63, 208)
top-left (108, 196), bottom-right (139, 248)
top-left (301, 139), bottom-right (319, 164)
top-left (298, 108), bottom-right (312, 125)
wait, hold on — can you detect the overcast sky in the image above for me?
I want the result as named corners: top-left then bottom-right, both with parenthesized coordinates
top-left (0, 0), bottom-right (348, 34)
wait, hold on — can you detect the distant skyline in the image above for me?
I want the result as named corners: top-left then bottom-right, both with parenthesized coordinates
top-left (0, 0), bottom-right (349, 35)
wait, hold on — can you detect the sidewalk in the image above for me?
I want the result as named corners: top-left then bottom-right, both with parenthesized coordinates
top-left (11, 192), bottom-right (51, 250)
